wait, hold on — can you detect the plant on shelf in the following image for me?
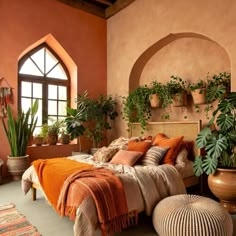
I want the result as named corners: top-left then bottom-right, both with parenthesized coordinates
top-left (188, 79), bottom-right (207, 113)
top-left (149, 80), bottom-right (164, 108)
top-left (76, 91), bottom-right (118, 150)
top-left (166, 75), bottom-right (187, 107)
top-left (193, 92), bottom-right (236, 213)
top-left (122, 85), bottom-right (152, 134)
top-left (2, 99), bottom-right (38, 179)
top-left (64, 103), bottom-right (86, 150)
top-left (47, 119), bottom-right (63, 145)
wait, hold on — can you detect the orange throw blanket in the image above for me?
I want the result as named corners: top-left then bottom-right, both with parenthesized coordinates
top-left (33, 158), bottom-right (137, 236)
top-left (33, 158), bottom-right (93, 211)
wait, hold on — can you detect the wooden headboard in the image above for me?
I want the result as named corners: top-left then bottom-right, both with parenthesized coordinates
top-left (129, 120), bottom-right (202, 156)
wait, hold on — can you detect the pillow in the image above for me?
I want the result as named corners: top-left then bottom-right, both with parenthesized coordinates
top-left (109, 150), bottom-right (143, 166)
top-left (127, 140), bottom-right (152, 153)
top-left (179, 140), bottom-right (195, 161)
top-left (142, 146), bottom-right (169, 166)
top-left (109, 137), bottom-right (129, 150)
top-left (152, 133), bottom-right (184, 165)
top-left (93, 146), bottom-right (119, 162)
top-left (175, 147), bottom-right (189, 164)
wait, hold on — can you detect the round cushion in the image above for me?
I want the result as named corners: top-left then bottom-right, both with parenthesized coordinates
top-left (152, 194), bottom-right (233, 236)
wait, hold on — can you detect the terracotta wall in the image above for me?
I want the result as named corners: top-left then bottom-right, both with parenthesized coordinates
top-left (107, 0), bottom-right (236, 141)
top-left (0, 0), bottom-right (106, 176)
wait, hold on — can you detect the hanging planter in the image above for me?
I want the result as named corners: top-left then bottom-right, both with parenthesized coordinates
top-left (150, 93), bottom-right (162, 108)
top-left (191, 88), bottom-right (206, 105)
top-left (171, 92), bottom-right (185, 107)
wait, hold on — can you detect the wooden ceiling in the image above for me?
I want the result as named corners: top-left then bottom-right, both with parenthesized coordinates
top-left (57, 0), bottom-right (135, 19)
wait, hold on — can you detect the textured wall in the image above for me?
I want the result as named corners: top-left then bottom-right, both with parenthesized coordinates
top-left (0, 0), bottom-right (106, 176)
top-left (107, 0), bottom-right (236, 140)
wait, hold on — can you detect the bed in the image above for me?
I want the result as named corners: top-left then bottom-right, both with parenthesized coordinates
top-left (21, 120), bottom-right (201, 236)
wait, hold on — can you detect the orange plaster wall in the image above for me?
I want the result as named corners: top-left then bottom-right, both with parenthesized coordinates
top-left (0, 0), bottom-right (106, 177)
top-left (107, 0), bottom-right (236, 141)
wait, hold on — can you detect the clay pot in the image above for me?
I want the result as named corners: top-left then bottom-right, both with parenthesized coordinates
top-left (171, 92), bottom-right (185, 107)
top-left (7, 155), bottom-right (30, 180)
top-left (47, 134), bottom-right (58, 145)
top-left (208, 168), bottom-right (236, 213)
top-left (150, 94), bottom-right (162, 108)
top-left (191, 88), bottom-right (206, 105)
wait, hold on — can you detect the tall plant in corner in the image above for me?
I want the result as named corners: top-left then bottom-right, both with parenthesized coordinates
top-left (2, 100), bottom-right (38, 157)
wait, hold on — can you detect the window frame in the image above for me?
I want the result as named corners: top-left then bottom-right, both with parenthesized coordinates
top-left (18, 43), bottom-right (70, 125)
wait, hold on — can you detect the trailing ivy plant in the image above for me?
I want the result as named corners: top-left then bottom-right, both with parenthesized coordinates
top-left (122, 85), bottom-right (152, 134)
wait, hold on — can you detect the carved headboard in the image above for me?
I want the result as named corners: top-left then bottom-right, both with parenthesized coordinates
top-left (129, 120), bottom-right (202, 156)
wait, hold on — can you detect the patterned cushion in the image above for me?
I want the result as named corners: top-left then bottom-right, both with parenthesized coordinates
top-left (142, 146), bottom-right (169, 166)
top-left (93, 146), bottom-right (119, 162)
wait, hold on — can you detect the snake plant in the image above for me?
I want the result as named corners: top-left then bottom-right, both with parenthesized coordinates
top-left (2, 100), bottom-right (38, 157)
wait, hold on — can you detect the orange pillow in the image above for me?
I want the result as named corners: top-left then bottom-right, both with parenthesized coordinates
top-left (109, 150), bottom-right (143, 166)
top-left (127, 140), bottom-right (152, 153)
top-left (152, 133), bottom-right (184, 165)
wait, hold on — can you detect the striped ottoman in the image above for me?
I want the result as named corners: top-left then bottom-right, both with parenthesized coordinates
top-left (152, 194), bottom-right (233, 236)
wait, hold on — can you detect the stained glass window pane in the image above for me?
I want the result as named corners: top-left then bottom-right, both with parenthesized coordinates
top-left (31, 48), bottom-right (44, 73)
top-left (48, 85), bottom-right (57, 99)
top-left (33, 83), bottom-right (42, 98)
top-left (47, 64), bottom-right (67, 80)
top-left (48, 100), bottom-right (57, 115)
top-left (21, 81), bottom-right (32, 97)
top-left (45, 48), bottom-right (58, 74)
top-left (58, 86), bottom-right (67, 100)
top-left (19, 58), bottom-right (43, 76)
top-left (58, 101), bottom-right (67, 116)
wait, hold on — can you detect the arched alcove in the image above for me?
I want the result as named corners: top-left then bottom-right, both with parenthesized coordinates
top-left (129, 33), bottom-right (231, 92)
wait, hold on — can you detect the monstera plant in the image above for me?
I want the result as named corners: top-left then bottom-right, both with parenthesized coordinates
top-left (193, 92), bottom-right (236, 213)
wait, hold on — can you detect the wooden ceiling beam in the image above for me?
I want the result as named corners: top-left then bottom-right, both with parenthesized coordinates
top-left (105, 0), bottom-right (135, 18)
top-left (57, 0), bottom-right (105, 18)
top-left (95, 0), bottom-right (113, 6)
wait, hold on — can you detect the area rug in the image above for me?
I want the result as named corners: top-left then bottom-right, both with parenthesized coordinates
top-left (0, 203), bottom-right (41, 236)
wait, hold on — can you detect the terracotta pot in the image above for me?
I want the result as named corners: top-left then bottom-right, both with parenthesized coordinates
top-left (208, 168), bottom-right (236, 213)
top-left (34, 136), bottom-right (44, 146)
top-left (150, 94), bottom-right (162, 108)
top-left (7, 155), bottom-right (30, 180)
top-left (191, 88), bottom-right (206, 105)
top-left (171, 92), bottom-right (185, 107)
top-left (60, 134), bottom-right (70, 144)
top-left (47, 134), bottom-right (58, 145)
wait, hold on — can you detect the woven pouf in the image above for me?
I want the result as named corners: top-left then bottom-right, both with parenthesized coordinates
top-left (153, 194), bottom-right (233, 236)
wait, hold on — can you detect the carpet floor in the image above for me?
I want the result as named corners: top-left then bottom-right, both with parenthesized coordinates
top-left (0, 180), bottom-right (236, 236)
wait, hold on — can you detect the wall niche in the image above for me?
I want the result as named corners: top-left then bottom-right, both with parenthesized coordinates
top-left (129, 32), bottom-right (231, 125)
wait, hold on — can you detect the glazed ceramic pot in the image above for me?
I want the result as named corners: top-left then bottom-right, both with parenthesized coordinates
top-left (208, 168), bottom-right (236, 213)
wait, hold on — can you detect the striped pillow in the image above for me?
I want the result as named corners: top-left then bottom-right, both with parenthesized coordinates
top-left (142, 146), bottom-right (169, 166)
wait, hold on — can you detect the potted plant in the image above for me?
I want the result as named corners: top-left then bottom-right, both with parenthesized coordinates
top-left (47, 119), bottom-right (63, 145)
top-left (122, 85), bottom-right (151, 134)
top-left (189, 79), bottom-right (207, 105)
top-left (149, 81), bottom-right (164, 108)
top-left (193, 92), bottom-right (236, 213)
top-left (77, 91), bottom-right (118, 153)
top-left (166, 75), bottom-right (187, 107)
top-left (60, 129), bottom-right (71, 144)
top-left (33, 133), bottom-right (44, 146)
top-left (2, 100), bottom-right (38, 180)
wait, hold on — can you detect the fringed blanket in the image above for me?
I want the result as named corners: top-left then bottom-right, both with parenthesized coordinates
top-left (33, 158), bottom-right (136, 236)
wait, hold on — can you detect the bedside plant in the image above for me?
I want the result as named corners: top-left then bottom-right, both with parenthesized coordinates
top-left (193, 92), bottom-right (236, 213)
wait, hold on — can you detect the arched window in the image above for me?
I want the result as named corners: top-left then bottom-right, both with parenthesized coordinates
top-left (18, 43), bottom-right (70, 133)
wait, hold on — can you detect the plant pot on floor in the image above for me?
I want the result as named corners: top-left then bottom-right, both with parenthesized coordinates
top-left (7, 155), bottom-right (30, 180)
top-left (208, 168), bottom-right (236, 214)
